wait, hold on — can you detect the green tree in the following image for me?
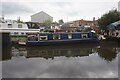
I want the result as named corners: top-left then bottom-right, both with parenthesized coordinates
top-left (97, 9), bottom-right (120, 30)
top-left (58, 19), bottom-right (64, 25)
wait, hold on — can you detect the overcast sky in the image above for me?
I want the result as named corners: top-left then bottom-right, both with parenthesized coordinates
top-left (0, 0), bottom-right (120, 22)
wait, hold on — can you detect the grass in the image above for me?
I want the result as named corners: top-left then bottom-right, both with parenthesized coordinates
top-left (11, 35), bottom-right (27, 41)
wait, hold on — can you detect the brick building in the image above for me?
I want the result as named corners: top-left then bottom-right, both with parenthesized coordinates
top-left (67, 17), bottom-right (100, 33)
top-left (73, 17), bottom-right (96, 27)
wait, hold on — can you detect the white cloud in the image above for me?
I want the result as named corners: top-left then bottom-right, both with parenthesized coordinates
top-left (1, 0), bottom-right (119, 22)
top-left (1, 2), bottom-right (33, 15)
top-left (2, 52), bottom-right (118, 78)
top-left (2, 0), bottom-right (120, 2)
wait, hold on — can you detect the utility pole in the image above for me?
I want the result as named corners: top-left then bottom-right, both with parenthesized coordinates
top-left (66, 16), bottom-right (68, 22)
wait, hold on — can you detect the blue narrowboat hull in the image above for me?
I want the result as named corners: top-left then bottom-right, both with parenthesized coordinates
top-left (19, 32), bottom-right (100, 46)
top-left (26, 38), bottom-right (99, 46)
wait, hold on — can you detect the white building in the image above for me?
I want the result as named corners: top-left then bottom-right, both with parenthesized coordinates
top-left (31, 11), bottom-right (53, 23)
top-left (118, 1), bottom-right (120, 11)
top-left (0, 18), bottom-right (39, 35)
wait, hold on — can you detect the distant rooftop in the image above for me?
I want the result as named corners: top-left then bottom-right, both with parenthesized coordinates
top-left (31, 11), bottom-right (53, 18)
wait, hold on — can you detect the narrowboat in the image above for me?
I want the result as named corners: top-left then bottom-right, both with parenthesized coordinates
top-left (19, 32), bottom-right (99, 46)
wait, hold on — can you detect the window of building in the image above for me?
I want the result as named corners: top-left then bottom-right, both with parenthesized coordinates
top-left (18, 24), bottom-right (22, 28)
top-left (81, 34), bottom-right (88, 38)
top-left (8, 24), bottom-right (12, 28)
top-left (40, 36), bottom-right (48, 40)
top-left (68, 34), bottom-right (72, 39)
top-left (53, 34), bottom-right (60, 40)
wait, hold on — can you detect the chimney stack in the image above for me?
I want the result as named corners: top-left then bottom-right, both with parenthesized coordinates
top-left (93, 17), bottom-right (95, 21)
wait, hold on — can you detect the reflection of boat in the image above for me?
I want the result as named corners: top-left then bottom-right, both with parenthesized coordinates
top-left (25, 45), bottom-right (119, 61)
top-left (19, 32), bottom-right (99, 46)
top-left (11, 47), bottom-right (27, 58)
top-left (2, 44), bottom-right (119, 62)
top-left (24, 44), bottom-right (98, 59)
top-left (26, 47), bottom-right (93, 59)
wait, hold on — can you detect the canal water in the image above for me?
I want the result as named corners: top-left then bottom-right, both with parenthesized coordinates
top-left (1, 42), bottom-right (120, 78)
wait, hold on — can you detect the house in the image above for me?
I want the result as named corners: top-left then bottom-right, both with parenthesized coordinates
top-left (67, 17), bottom-right (100, 33)
top-left (73, 17), bottom-right (97, 28)
top-left (31, 11), bottom-right (53, 23)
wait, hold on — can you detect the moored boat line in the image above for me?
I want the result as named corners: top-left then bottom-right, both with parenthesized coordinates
top-left (18, 32), bottom-right (99, 46)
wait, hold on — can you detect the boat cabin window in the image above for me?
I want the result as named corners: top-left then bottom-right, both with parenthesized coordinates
top-left (40, 36), bottom-right (48, 40)
top-left (18, 24), bottom-right (22, 28)
top-left (39, 50), bottom-right (47, 54)
top-left (21, 32), bottom-right (24, 35)
top-left (68, 34), bottom-right (72, 39)
top-left (8, 24), bottom-right (12, 28)
top-left (53, 34), bottom-right (60, 40)
top-left (14, 32), bottom-right (18, 35)
top-left (27, 34), bottom-right (38, 42)
top-left (81, 34), bottom-right (88, 38)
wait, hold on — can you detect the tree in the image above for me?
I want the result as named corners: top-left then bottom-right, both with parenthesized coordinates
top-left (17, 17), bottom-right (23, 23)
top-left (58, 19), bottom-right (64, 25)
top-left (42, 18), bottom-right (52, 27)
top-left (97, 9), bottom-right (120, 30)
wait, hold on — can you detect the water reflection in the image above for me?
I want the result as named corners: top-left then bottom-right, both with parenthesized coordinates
top-left (2, 45), bottom-right (11, 61)
top-left (97, 48), bottom-right (118, 62)
top-left (2, 44), bottom-right (119, 78)
top-left (2, 44), bottom-right (119, 62)
top-left (26, 48), bottom-right (93, 60)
